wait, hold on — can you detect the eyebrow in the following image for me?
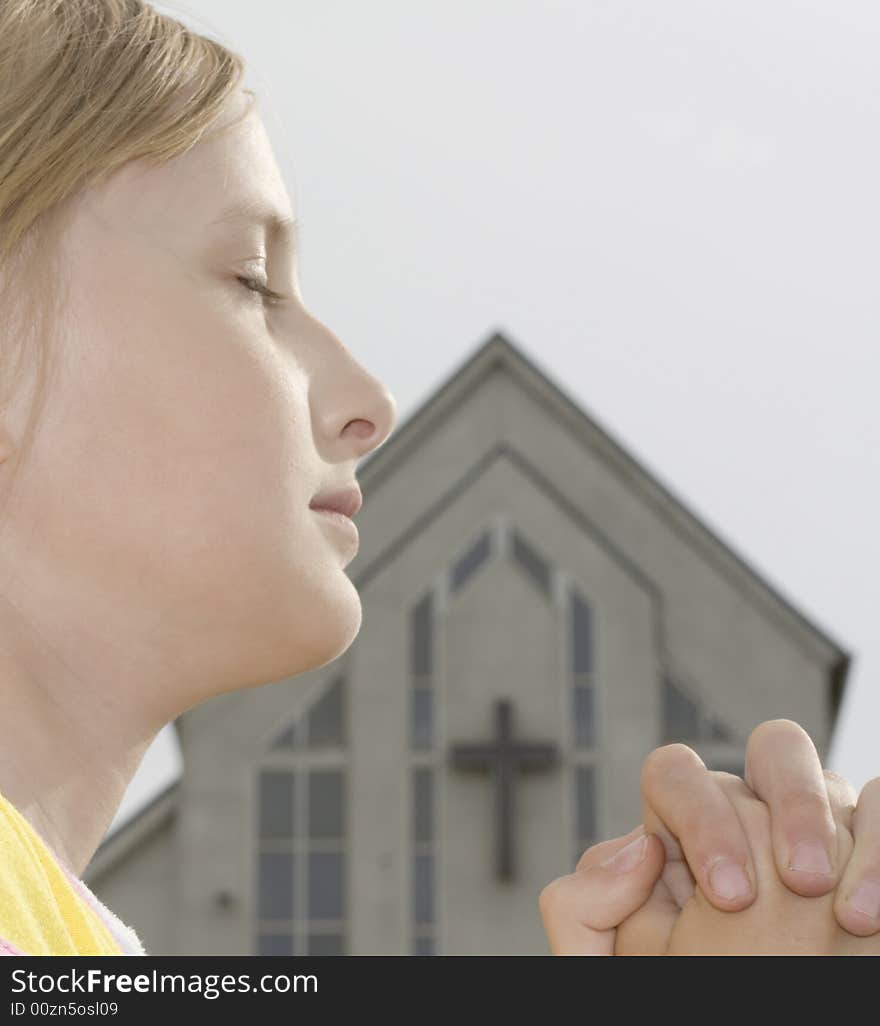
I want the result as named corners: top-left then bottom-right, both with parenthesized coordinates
top-left (208, 199), bottom-right (299, 251)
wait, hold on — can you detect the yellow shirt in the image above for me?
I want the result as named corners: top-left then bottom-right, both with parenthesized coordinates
top-left (0, 788), bottom-right (144, 956)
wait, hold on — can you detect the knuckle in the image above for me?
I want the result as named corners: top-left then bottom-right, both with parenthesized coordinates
top-left (712, 771), bottom-right (757, 803)
top-left (786, 786), bottom-right (832, 817)
top-left (641, 743), bottom-right (703, 791)
top-left (723, 793), bottom-right (772, 848)
top-left (823, 769), bottom-right (858, 817)
top-left (574, 844), bottom-right (599, 872)
top-left (672, 806), bottom-right (715, 848)
top-left (823, 768), bottom-right (850, 788)
top-left (778, 788), bottom-right (834, 835)
top-left (741, 794), bottom-right (772, 832)
top-left (712, 772), bottom-right (771, 828)
top-left (538, 875), bottom-right (573, 915)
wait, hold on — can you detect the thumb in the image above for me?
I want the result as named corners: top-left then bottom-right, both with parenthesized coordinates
top-left (539, 825), bottom-right (666, 954)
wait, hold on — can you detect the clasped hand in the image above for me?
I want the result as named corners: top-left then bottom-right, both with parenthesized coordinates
top-left (539, 720), bottom-right (880, 955)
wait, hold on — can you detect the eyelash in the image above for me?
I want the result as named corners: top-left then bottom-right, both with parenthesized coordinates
top-left (237, 275), bottom-right (286, 306)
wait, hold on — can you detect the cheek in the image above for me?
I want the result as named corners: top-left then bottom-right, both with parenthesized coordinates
top-left (43, 275), bottom-right (313, 586)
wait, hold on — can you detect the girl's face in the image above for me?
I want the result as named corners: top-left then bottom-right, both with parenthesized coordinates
top-left (2, 90), bottom-right (396, 722)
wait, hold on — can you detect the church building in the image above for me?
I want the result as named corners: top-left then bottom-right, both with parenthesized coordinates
top-left (83, 331), bottom-right (850, 955)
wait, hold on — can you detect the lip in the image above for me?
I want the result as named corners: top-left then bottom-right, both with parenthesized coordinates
top-left (308, 486), bottom-right (362, 519)
top-left (311, 506), bottom-right (359, 548)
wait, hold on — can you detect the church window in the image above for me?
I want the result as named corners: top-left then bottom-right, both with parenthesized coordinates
top-left (258, 852), bottom-right (294, 919)
top-left (661, 675), bottom-right (700, 740)
top-left (413, 767), bottom-right (433, 844)
top-left (271, 724), bottom-right (297, 749)
top-left (569, 589), bottom-right (596, 749)
top-left (307, 934), bottom-right (343, 955)
top-left (410, 589), bottom-right (438, 954)
top-left (307, 677), bottom-right (345, 746)
top-left (308, 851), bottom-right (345, 919)
top-left (268, 675), bottom-right (345, 750)
top-left (568, 585), bottom-right (600, 867)
top-left (660, 674), bottom-right (744, 783)
top-left (254, 679), bottom-right (348, 955)
top-left (411, 770), bottom-right (436, 951)
top-left (411, 689), bottom-right (433, 750)
top-left (308, 771), bottom-right (344, 839)
top-left (575, 765), bottom-right (597, 844)
top-left (570, 590), bottom-right (593, 674)
top-left (661, 675), bottom-right (739, 746)
top-left (257, 934), bottom-right (293, 955)
top-left (573, 684), bottom-right (594, 748)
top-left (259, 770), bottom-right (295, 839)
top-left (413, 853), bottom-right (435, 925)
top-left (510, 529), bottom-right (551, 597)
top-left (411, 592), bottom-right (433, 677)
top-left (450, 529), bottom-right (492, 594)
top-left (707, 717), bottom-right (733, 742)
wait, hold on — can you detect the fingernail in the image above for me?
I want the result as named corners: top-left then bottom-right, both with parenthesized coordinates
top-left (708, 858), bottom-right (752, 900)
top-left (601, 834), bottom-right (648, 873)
top-left (846, 879), bottom-right (880, 920)
top-left (788, 840), bottom-right (833, 875)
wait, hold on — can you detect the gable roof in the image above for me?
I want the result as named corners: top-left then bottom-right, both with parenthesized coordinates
top-left (87, 328), bottom-right (851, 876)
top-left (360, 329), bottom-right (849, 681)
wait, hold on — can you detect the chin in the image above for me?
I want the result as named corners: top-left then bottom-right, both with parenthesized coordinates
top-left (286, 573), bottom-right (363, 676)
top-left (329, 575), bottom-right (363, 655)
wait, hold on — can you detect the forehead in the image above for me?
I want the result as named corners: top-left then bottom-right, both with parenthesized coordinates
top-left (73, 98), bottom-right (294, 248)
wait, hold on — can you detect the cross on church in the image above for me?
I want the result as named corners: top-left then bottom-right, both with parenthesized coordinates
top-left (449, 698), bottom-right (559, 881)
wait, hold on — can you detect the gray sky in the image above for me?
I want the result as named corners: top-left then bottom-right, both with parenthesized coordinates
top-left (112, 0), bottom-right (879, 833)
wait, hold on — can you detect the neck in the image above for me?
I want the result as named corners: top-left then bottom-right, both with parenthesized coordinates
top-left (0, 591), bottom-right (172, 878)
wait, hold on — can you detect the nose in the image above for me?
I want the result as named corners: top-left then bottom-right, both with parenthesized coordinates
top-left (341, 382), bottom-right (397, 457)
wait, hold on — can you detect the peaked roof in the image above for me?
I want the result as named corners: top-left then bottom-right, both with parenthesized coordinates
top-left (86, 328), bottom-right (851, 878)
top-left (358, 328), bottom-right (849, 703)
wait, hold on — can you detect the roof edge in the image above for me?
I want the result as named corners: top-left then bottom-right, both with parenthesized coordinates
top-left (82, 779), bottom-right (180, 886)
top-left (361, 329), bottom-right (850, 665)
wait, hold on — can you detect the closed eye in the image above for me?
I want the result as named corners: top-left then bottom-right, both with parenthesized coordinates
top-left (237, 275), bottom-right (286, 306)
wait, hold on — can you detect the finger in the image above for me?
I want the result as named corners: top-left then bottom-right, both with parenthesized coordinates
top-left (574, 822), bottom-right (646, 872)
top-left (539, 826), bottom-right (665, 954)
top-left (641, 744), bottom-right (757, 911)
top-left (835, 777), bottom-right (880, 936)
top-left (744, 719), bottom-right (843, 897)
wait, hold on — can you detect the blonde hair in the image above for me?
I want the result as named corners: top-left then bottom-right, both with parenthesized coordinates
top-left (0, 0), bottom-right (252, 511)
